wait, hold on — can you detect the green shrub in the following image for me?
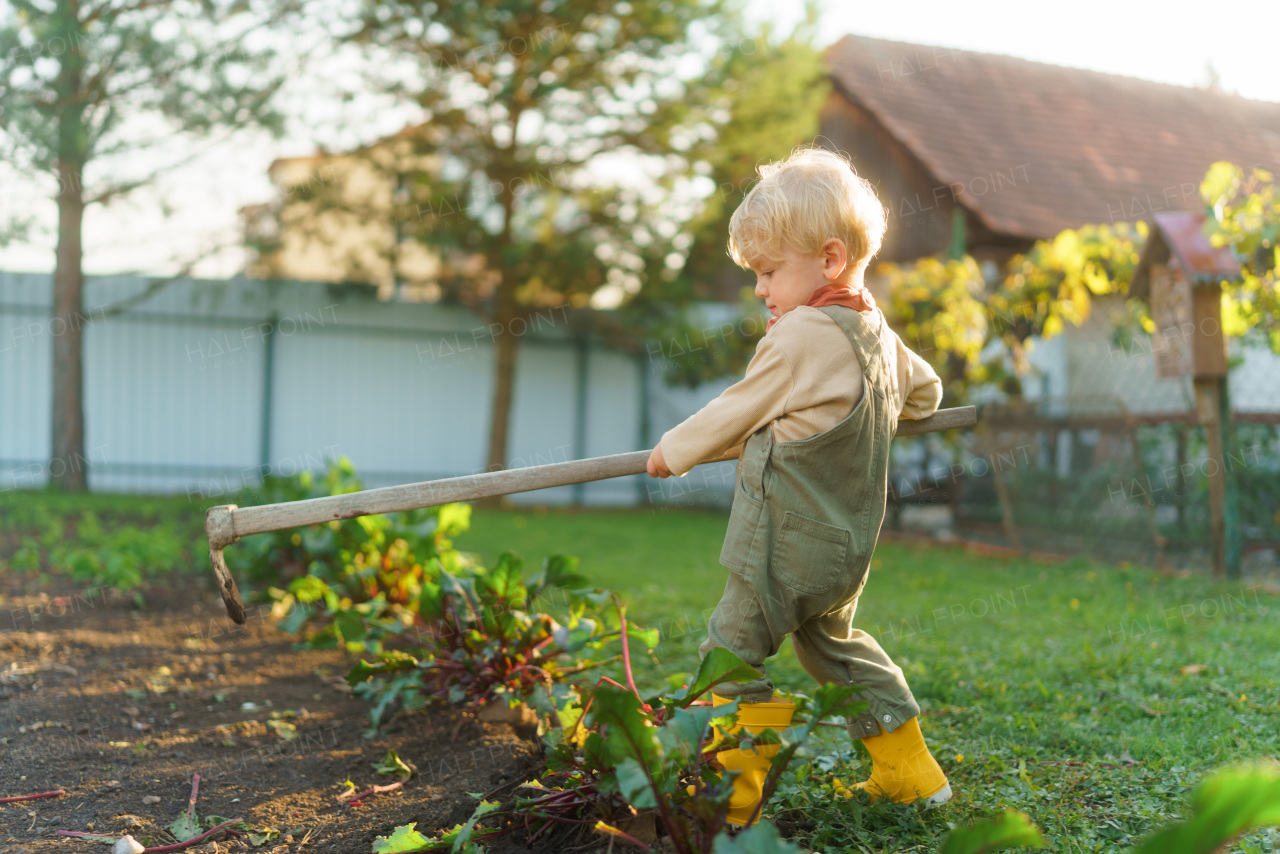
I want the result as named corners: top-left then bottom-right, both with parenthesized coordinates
top-left (40, 512), bottom-right (186, 590)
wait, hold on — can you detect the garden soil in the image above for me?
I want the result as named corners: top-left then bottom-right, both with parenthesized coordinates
top-left (0, 572), bottom-right (578, 854)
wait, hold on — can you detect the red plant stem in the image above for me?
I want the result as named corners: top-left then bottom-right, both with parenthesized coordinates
top-left (526, 818), bottom-right (556, 843)
top-left (184, 774), bottom-right (200, 828)
top-left (57, 818), bottom-right (245, 852)
top-left (524, 789), bottom-right (585, 806)
top-left (343, 781), bottom-right (403, 804)
top-left (141, 819), bottom-right (247, 854)
top-left (0, 790), bottom-right (64, 803)
top-left (618, 610), bottom-right (641, 702)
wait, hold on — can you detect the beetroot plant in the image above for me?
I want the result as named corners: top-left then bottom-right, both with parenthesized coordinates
top-left (346, 551), bottom-right (658, 728)
top-left (516, 647), bottom-right (861, 853)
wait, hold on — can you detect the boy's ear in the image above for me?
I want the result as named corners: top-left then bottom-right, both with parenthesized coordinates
top-left (822, 238), bottom-right (848, 281)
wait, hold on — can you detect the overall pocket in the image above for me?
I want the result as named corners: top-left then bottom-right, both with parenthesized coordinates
top-left (770, 511), bottom-right (851, 595)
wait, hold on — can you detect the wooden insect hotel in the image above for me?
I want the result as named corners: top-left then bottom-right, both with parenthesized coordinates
top-left (1129, 210), bottom-right (1243, 578)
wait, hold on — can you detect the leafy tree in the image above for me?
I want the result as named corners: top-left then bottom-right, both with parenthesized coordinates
top-left (1199, 161), bottom-right (1280, 350)
top-left (0, 0), bottom-right (297, 489)
top-left (329, 0), bottom-right (739, 472)
top-left (621, 9), bottom-right (829, 388)
top-left (882, 221), bottom-right (1148, 404)
top-left (880, 255), bottom-right (993, 403)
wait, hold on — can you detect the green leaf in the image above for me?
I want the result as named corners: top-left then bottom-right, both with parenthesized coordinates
top-left (266, 717), bottom-right (297, 741)
top-left (552, 615), bottom-right (602, 651)
top-left (248, 827), bottom-right (281, 847)
top-left (658, 701), bottom-right (726, 762)
top-left (806, 682), bottom-right (862, 724)
top-left (417, 577), bottom-right (445, 620)
top-left (289, 574), bottom-right (329, 603)
top-left (167, 808), bottom-right (201, 842)
top-left (450, 799), bottom-right (501, 853)
top-left (437, 503), bottom-right (472, 538)
top-left (347, 650), bottom-right (419, 687)
top-left (1129, 763), bottom-right (1280, 854)
top-left (334, 608), bottom-right (367, 644)
top-left (939, 810), bottom-right (1046, 854)
top-left (711, 820), bottom-right (809, 853)
top-left (372, 823), bottom-right (432, 853)
top-left (583, 683), bottom-right (664, 779)
top-left (482, 551), bottom-right (524, 602)
top-left (625, 622), bottom-right (660, 651)
top-left (678, 647), bottom-right (762, 704)
top-left (531, 554), bottom-right (589, 592)
top-left (277, 602), bottom-right (315, 635)
top-left (375, 749), bottom-right (414, 781)
top-left (615, 756), bottom-right (658, 809)
top-left (440, 570), bottom-right (482, 617)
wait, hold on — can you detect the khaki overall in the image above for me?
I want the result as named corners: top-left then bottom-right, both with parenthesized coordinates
top-left (699, 305), bottom-right (920, 738)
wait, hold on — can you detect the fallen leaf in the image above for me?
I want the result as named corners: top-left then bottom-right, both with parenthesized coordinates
top-left (248, 827), bottom-right (280, 847)
top-left (266, 719), bottom-right (297, 741)
top-left (1180, 664), bottom-right (1208, 675)
top-left (374, 750), bottom-right (414, 781)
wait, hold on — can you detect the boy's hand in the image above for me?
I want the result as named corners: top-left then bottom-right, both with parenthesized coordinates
top-left (647, 444), bottom-right (673, 478)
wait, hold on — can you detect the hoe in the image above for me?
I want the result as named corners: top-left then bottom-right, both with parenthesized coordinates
top-left (205, 405), bottom-right (976, 623)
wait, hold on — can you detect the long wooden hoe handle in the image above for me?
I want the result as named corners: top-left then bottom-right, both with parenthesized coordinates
top-left (207, 405), bottom-right (976, 622)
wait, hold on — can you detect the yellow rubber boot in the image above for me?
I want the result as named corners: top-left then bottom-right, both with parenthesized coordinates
top-left (711, 694), bottom-right (796, 826)
top-left (854, 716), bottom-right (952, 806)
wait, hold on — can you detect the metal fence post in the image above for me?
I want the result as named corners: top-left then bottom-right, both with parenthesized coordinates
top-left (259, 313), bottom-right (278, 484)
top-left (572, 335), bottom-right (588, 505)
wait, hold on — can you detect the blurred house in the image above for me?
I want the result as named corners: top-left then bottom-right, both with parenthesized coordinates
top-left (241, 125), bottom-right (443, 301)
top-left (821, 35), bottom-right (1280, 423)
top-left (823, 35), bottom-right (1280, 269)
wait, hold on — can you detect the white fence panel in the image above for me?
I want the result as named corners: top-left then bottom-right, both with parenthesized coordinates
top-left (0, 272), bottom-right (676, 508)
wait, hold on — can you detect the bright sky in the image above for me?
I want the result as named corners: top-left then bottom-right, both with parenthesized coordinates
top-left (760, 0), bottom-right (1280, 103)
top-left (2, 0), bottom-right (1277, 279)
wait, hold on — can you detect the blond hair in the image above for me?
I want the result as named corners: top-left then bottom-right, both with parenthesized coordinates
top-left (727, 148), bottom-right (886, 276)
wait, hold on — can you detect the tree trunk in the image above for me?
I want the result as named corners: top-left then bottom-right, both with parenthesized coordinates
top-left (483, 268), bottom-right (519, 473)
top-left (50, 162), bottom-right (87, 490)
top-left (484, 134), bottom-right (522, 475)
top-left (49, 0), bottom-right (88, 491)
top-left (486, 280), bottom-right (519, 473)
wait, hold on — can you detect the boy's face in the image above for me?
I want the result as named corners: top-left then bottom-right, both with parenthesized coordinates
top-left (749, 246), bottom-right (832, 320)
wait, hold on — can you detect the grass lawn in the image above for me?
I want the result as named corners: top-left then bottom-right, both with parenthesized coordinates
top-left (4, 491), bottom-right (1276, 852)
top-left (458, 507), bottom-right (1280, 854)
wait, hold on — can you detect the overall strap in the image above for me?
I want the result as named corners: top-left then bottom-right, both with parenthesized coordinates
top-left (815, 306), bottom-right (886, 378)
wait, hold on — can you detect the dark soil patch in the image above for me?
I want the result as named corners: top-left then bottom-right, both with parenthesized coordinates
top-left (0, 573), bottom-right (550, 854)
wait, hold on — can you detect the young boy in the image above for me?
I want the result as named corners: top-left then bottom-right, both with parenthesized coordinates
top-left (646, 148), bottom-right (952, 822)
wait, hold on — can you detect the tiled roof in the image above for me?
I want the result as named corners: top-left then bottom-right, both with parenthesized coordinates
top-left (827, 35), bottom-right (1280, 240)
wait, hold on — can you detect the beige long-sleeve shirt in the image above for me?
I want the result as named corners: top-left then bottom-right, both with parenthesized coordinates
top-left (659, 306), bottom-right (943, 476)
